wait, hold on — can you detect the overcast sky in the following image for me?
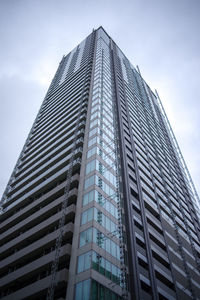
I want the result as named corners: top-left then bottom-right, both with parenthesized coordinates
top-left (0, 0), bottom-right (199, 202)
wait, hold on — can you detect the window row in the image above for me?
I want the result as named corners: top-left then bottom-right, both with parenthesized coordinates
top-left (77, 250), bottom-right (121, 285)
top-left (75, 278), bottom-right (122, 300)
top-left (85, 159), bottom-right (116, 187)
top-left (84, 175), bottom-right (116, 201)
top-left (79, 227), bottom-right (120, 260)
top-left (83, 189), bottom-right (118, 218)
top-left (81, 207), bottom-right (118, 235)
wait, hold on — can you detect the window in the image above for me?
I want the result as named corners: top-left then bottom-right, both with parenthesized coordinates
top-left (94, 207), bottom-right (118, 234)
top-left (87, 147), bottom-right (96, 158)
top-left (78, 251), bottom-right (121, 285)
top-left (89, 127), bottom-right (99, 137)
top-left (81, 208), bottom-right (93, 225)
top-left (83, 190), bottom-right (95, 206)
top-left (80, 227), bottom-right (93, 247)
top-left (91, 280), bottom-right (122, 299)
top-left (79, 228), bottom-right (120, 260)
top-left (85, 160), bottom-right (96, 175)
top-left (90, 118), bottom-right (99, 129)
top-left (83, 190), bottom-right (118, 218)
top-left (77, 251), bottom-right (92, 273)
top-left (95, 176), bottom-right (116, 199)
top-left (88, 136), bottom-right (98, 147)
top-left (105, 170), bottom-right (116, 187)
top-left (84, 175), bottom-right (95, 189)
top-left (75, 279), bottom-right (91, 300)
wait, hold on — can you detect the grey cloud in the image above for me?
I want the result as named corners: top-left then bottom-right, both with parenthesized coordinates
top-left (0, 0), bottom-right (199, 198)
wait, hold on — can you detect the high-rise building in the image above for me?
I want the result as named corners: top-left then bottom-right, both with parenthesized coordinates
top-left (0, 27), bottom-right (200, 300)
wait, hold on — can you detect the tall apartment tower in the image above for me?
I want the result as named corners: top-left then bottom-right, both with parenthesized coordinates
top-left (0, 27), bottom-right (200, 300)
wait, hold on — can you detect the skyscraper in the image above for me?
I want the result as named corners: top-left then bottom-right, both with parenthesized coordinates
top-left (0, 26), bottom-right (200, 300)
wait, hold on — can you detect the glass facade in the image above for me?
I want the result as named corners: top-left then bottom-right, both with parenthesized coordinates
top-left (0, 27), bottom-right (200, 300)
top-left (74, 29), bottom-right (126, 299)
top-left (75, 279), bottom-right (122, 300)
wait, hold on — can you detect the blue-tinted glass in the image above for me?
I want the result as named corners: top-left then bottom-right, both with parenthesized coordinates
top-left (94, 207), bottom-right (98, 221)
top-left (86, 160), bottom-right (95, 175)
top-left (93, 228), bottom-right (97, 243)
top-left (92, 251), bottom-right (98, 271)
top-left (85, 251), bottom-right (91, 270)
top-left (110, 220), bottom-right (115, 233)
top-left (83, 190), bottom-right (95, 206)
top-left (87, 227), bottom-right (93, 243)
top-left (111, 241), bottom-right (116, 257)
top-left (105, 216), bottom-right (110, 231)
top-left (89, 127), bottom-right (98, 137)
top-left (97, 191), bottom-right (102, 203)
top-left (75, 282), bottom-right (82, 300)
top-left (80, 228), bottom-right (93, 247)
top-left (77, 254), bottom-right (84, 273)
top-left (87, 147), bottom-right (96, 158)
top-left (105, 238), bottom-right (111, 253)
top-left (84, 175), bottom-right (95, 189)
top-left (83, 279), bottom-right (91, 300)
top-left (100, 257), bottom-right (105, 275)
top-left (116, 246), bottom-right (120, 260)
top-left (80, 230), bottom-right (86, 247)
top-left (101, 213), bottom-right (106, 227)
top-left (83, 193), bottom-right (89, 206)
top-left (81, 210), bottom-right (87, 225)
top-left (112, 265), bottom-right (117, 282)
top-left (100, 284), bottom-right (104, 300)
top-left (91, 280), bottom-right (98, 299)
top-left (105, 260), bottom-right (111, 279)
top-left (88, 207), bottom-right (93, 221)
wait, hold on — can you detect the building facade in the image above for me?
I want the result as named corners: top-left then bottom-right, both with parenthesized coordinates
top-left (0, 27), bottom-right (200, 300)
